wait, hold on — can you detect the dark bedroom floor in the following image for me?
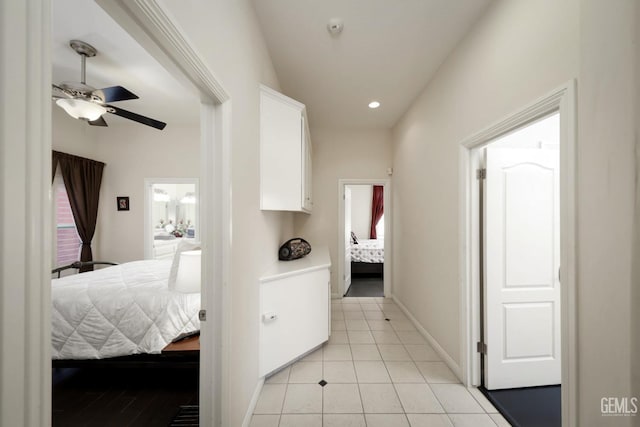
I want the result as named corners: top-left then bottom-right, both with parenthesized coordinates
top-left (344, 276), bottom-right (384, 297)
top-left (52, 367), bottom-right (199, 427)
top-left (480, 385), bottom-right (561, 427)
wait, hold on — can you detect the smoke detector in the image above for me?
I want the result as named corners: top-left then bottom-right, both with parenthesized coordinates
top-left (327, 18), bottom-right (344, 36)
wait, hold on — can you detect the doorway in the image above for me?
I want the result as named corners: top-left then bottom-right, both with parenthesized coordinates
top-left (460, 83), bottom-right (577, 427)
top-left (338, 179), bottom-right (391, 299)
top-left (478, 113), bottom-right (561, 426)
top-left (49, 1), bottom-right (231, 426)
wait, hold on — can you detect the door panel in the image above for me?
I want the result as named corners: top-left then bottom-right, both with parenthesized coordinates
top-left (485, 147), bottom-right (560, 390)
top-left (503, 165), bottom-right (555, 287)
top-left (344, 187), bottom-right (352, 295)
top-left (504, 302), bottom-right (555, 359)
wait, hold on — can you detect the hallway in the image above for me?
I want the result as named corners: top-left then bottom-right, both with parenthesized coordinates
top-left (250, 298), bottom-right (510, 426)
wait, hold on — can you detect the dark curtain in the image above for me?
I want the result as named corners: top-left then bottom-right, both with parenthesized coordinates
top-left (54, 151), bottom-right (105, 272)
top-left (52, 151), bottom-right (60, 183)
top-left (369, 185), bottom-right (384, 239)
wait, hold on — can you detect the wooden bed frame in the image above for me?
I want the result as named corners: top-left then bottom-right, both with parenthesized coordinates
top-left (52, 336), bottom-right (200, 369)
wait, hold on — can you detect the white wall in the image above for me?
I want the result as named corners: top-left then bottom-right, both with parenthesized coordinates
top-left (154, 2), bottom-right (292, 425)
top-left (348, 185), bottom-right (372, 240)
top-left (294, 127), bottom-right (392, 294)
top-left (577, 0), bottom-right (636, 423)
top-left (633, 0), bottom-right (640, 405)
top-left (52, 107), bottom-right (200, 263)
top-left (393, 0), bottom-right (638, 425)
top-left (392, 0), bottom-right (579, 369)
top-left (92, 122), bottom-right (199, 262)
top-left (52, 106), bottom-right (101, 160)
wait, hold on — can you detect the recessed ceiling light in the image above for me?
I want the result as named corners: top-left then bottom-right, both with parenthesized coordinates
top-left (368, 101), bottom-right (380, 109)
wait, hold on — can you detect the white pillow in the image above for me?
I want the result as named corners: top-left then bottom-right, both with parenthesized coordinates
top-left (174, 250), bottom-right (201, 293)
top-left (168, 240), bottom-right (201, 290)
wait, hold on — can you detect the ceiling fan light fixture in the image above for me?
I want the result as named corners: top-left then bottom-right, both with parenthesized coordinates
top-left (56, 98), bottom-right (106, 121)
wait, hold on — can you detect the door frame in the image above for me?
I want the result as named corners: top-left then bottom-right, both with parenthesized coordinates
top-left (5, 0), bottom-right (233, 426)
top-left (95, 3), bottom-right (232, 425)
top-left (337, 179), bottom-right (391, 298)
top-left (458, 81), bottom-right (577, 426)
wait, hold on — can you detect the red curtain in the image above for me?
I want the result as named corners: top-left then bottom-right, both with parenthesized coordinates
top-left (369, 185), bottom-right (384, 239)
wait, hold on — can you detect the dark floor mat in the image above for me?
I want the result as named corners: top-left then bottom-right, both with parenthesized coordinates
top-left (480, 385), bottom-right (561, 427)
top-left (344, 276), bottom-right (383, 297)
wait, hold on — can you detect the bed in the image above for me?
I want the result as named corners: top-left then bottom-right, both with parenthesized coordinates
top-left (51, 259), bottom-right (200, 362)
top-left (350, 238), bottom-right (384, 276)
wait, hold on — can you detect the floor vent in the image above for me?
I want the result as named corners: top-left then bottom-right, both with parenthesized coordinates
top-left (169, 405), bottom-right (199, 426)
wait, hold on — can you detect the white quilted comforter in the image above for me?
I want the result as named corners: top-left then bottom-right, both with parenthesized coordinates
top-left (52, 259), bottom-right (200, 360)
top-left (350, 239), bottom-right (384, 263)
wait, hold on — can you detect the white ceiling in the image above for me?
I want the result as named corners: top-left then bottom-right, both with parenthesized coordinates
top-left (52, 0), bottom-right (200, 128)
top-left (252, 0), bottom-right (493, 129)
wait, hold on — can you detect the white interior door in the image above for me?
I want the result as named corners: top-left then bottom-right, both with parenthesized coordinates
top-left (485, 146), bottom-right (561, 390)
top-left (344, 187), bottom-right (352, 296)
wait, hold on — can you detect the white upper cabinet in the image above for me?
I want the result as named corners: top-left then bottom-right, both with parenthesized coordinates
top-left (260, 85), bottom-right (312, 213)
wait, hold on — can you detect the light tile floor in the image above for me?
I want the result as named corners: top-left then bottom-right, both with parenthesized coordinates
top-left (251, 297), bottom-right (511, 427)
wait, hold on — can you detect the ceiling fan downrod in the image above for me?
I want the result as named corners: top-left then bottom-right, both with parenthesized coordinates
top-left (69, 40), bottom-right (97, 85)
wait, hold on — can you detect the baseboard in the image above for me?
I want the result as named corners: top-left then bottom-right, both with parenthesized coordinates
top-left (391, 294), bottom-right (462, 380)
top-left (241, 377), bottom-right (265, 427)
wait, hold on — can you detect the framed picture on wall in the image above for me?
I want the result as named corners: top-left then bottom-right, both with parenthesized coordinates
top-left (117, 196), bottom-right (130, 211)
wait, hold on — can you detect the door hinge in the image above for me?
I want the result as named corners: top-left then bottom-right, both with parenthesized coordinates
top-left (199, 309), bottom-right (207, 321)
top-left (477, 341), bottom-right (487, 354)
top-left (476, 169), bottom-right (486, 180)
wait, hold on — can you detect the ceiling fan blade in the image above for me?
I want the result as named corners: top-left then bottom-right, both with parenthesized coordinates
top-left (106, 105), bottom-right (167, 130)
top-left (95, 86), bottom-right (139, 103)
top-left (89, 116), bottom-right (108, 127)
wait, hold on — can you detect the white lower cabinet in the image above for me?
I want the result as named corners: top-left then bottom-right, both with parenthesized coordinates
top-left (259, 248), bottom-right (330, 377)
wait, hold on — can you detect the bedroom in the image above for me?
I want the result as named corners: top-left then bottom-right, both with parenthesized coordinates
top-left (50, 0), bottom-right (203, 424)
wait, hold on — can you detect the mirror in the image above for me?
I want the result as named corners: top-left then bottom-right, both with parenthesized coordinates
top-left (144, 178), bottom-right (199, 260)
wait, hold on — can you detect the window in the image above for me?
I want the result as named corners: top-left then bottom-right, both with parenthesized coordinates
top-left (53, 172), bottom-right (81, 267)
top-left (376, 213), bottom-right (385, 239)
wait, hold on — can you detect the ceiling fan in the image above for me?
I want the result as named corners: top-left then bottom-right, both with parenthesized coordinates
top-left (52, 40), bottom-right (167, 130)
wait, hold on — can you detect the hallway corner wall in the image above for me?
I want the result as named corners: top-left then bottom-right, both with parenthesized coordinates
top-left (294, 127), bottom-right (392, 295)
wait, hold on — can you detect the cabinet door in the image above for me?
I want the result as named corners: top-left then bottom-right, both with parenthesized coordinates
top-left (260, 90), bottom-right (303, 211)
top-left (260, 269), bottom-right (329, 376)
top-left (302, 117), bottom-right (312, 212)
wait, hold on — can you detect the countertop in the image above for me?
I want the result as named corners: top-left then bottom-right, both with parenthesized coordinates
top-left (260, 246), bottom-right (331, 283)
